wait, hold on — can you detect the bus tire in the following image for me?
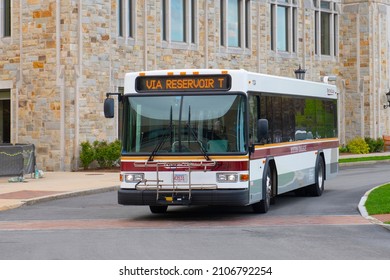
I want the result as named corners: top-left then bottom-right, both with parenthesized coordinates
top-left (252, 165), bottom-right (274, 213)
top-left (149, 205), bottom-right (168, 214)
top-left (308, 156), bottom-right (325, 197)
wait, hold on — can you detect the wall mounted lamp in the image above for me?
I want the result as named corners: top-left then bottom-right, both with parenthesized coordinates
top-left (294, 65), bottom-right (306, 80)
top-left (384, 90), bottom-right (390, 109)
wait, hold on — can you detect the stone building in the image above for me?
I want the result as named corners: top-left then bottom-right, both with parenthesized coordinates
top-left (0, 0), bottom-right (389, 171)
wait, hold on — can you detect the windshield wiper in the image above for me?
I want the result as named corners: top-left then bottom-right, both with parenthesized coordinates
top-left (186, 123), bottom-right (211, 161)
top-left (148, 107), bottom-right (173, 162)
top-left (187, 105), bottom-right (211, 161)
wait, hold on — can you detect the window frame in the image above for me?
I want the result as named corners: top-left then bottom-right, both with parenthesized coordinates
top-left (270, 0), bottom-right (297, 53)
top-left (117, 0), bottom-right (136, 40)
top-left (313, 0), bottom-right (339, 57)
top-left (220, 0), bottom-right (251, 49)
top-left (162, 0), bottom-right (197, 46)
top-left (1, 0), bottom-right (11, 38)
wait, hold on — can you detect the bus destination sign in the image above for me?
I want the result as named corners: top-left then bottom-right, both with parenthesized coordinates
top-left (135, 74), bottom-right (231, 92)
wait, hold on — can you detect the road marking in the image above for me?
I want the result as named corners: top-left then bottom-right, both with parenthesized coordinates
top-left (0, 215), bottom-right (371, 231)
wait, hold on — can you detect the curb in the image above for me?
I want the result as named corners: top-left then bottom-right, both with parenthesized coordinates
top-left (358, 185), bottom-right (390, 231)
top-left (0, 202), bottom-right (24, 212)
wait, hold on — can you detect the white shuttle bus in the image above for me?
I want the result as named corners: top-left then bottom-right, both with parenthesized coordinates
top-left (104, 69), bottom-right (338, 214)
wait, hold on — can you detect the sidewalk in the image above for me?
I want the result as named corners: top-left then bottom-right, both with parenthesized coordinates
top-left (0, 171), bottom-right (118, 211)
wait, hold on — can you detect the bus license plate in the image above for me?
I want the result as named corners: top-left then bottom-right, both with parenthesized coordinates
top-left (173, 174), bottom-right (188, 183)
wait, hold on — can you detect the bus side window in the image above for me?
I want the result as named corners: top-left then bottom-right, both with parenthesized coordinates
top-left (249, 95), bottom-right (260, 144)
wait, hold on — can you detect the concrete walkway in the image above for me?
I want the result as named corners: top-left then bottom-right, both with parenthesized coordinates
top-left (0, 171), bottom-right (118, 211)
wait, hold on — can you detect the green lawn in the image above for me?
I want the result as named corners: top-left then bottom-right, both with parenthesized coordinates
top-left (339, 155), bottom-right (390, 163)
top-left (365, 184), bottom-right (390, 222)
top-left (339, 155), bottom-right (390, 224)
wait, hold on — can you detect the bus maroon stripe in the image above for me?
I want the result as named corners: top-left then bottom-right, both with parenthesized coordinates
top-left (121, 160), bottom-right (249, 172)
top-left (251, 140), bottom-right (339, 159)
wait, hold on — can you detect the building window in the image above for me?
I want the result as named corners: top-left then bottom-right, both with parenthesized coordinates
top-left (270, 0), bottom-right (297, 53)
top-left (1, 0), bottom-right (11, 37)
top-left (162, 0), bottom-right (197, 44)
top-left (220, 0), bottom-right (251, 48)
top-left (228, 0), bottom-right (240, 47)
top-left (171, 0), bottom-right (185, 42)
top-left (118, 0), bottom-right (135, 39)
top-left (0, 89), bottom-right (10, 143)
top-left (314, 0), bottom-right (338, 56)
top-left (128, 0), bottom-right (134, 38)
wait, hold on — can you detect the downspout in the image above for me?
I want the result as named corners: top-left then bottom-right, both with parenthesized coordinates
top-left (144, 1), bottom-right (148, 70)
top-left (56, 0), bottom-right (65, 171)
top-left (204, 0), bottom-right (208, 68)
top-left (73, 0), bottom-right (82, 171)
top-left (302, 1), bottom-right (306, 73)
top-left (257, 1), bottom-right (261, 73)
top-left (16, 0), bottom-right (23, 144)
top-left (357, 6), bottom-right (364, 138)
top-left (372, 3), bottom-right (377, 138)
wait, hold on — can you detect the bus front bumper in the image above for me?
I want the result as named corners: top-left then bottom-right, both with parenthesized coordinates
top-left (118, 188), bottom-right (250, 206)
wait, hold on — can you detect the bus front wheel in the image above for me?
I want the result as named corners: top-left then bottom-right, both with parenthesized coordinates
top-left (252, 166), bottom-right (274, 214)
top-left (149, 205), bottom-right (168, 214)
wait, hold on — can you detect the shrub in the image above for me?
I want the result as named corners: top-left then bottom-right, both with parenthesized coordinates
top-left (364, 137), bottom-right (384, 153)
top-left (375, 137), bottom-right (385, 152)
top-left (80, 140), bottom-right (121, 169)
top-left (93, 140), bottom-right (121, 168)
top-left (347, 137), bottom-right (370, 154)
top-left (93, 140), bottom-right (110, 168)
top-left (79, 141), bottom-right (95, 170)
top-left (339, 145), bottom-right (349, 153)
top-left (106, 140), bottom-right (121, 166)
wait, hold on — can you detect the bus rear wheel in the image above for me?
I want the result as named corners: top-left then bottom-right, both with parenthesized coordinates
top-left (149, 205), bottom-right (168, 214)
top-left (308, 157), bottom-right (325, 196)
top-left (253, 166), bottom-right (274, 213)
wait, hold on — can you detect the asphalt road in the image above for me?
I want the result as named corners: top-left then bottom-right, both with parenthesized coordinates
top-left (0, 163), bottom-right (390, 260)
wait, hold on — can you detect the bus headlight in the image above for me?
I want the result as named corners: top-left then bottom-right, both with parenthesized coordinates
top-left (123, 173), bottom-right (144, 182)
top-left (216, 173), bottom-right (238, 183)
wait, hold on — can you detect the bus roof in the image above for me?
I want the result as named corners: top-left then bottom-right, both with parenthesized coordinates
top-left (124, 69), bottom-right (337, 100)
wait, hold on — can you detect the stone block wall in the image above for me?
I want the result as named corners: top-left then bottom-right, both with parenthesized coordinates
top-left (1, 0), bottom-right (390, 171)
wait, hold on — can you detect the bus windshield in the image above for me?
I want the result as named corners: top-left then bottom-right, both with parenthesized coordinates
top-left (122, 94), bottom-right (247, 155)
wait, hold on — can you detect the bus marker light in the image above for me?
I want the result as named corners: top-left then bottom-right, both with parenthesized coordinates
top-left (165, 196), bottom-right (173, 202)
top-left (240, 174), bottom-right (249, 181)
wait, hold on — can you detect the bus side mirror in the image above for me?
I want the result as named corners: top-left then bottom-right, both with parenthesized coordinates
top-left (104, 98), bottom-right (115, 118)
top-left (257, 119), bottom-right (269, 144)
